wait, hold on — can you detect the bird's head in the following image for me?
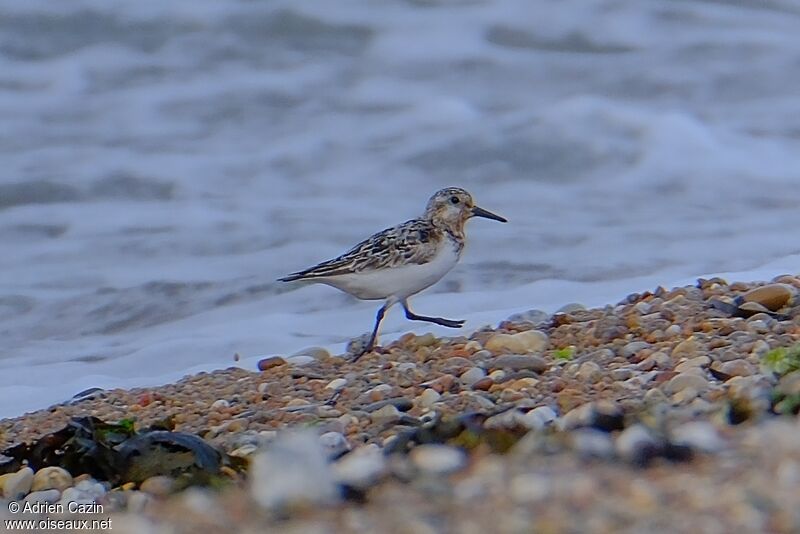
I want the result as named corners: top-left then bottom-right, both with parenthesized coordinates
top-left (423, 187), bottom-right (507, 232)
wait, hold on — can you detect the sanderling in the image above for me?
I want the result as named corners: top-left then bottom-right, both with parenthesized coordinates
top-left (279, 187), bottom-right (507, 360)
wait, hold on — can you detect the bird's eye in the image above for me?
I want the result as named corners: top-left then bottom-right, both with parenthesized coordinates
top-left (450, 196), bottom-right (460, 205)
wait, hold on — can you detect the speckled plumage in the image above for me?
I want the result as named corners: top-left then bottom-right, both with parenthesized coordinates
top-left (279, 219), bottom-right (455, 281)
top-left (279, 187), bottom-right (507, 359)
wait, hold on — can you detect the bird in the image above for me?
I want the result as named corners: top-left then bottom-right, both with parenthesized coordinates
top-left (279, 187), bottom-right (507, 360)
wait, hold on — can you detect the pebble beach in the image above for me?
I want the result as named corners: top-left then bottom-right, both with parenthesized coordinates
top-left (3, 276), bottom-right (800, 533)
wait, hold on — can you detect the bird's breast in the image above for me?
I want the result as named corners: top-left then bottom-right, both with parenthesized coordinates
top-left (322, 239), bottom-right (460, 300)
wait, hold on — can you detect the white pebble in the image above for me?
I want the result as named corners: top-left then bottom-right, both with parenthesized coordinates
top-left (418, 388), bottom-right (441, 409)
top-left (410, 444), bottom-right (466, 475)
top-left (210, 399), bottom-right (230, 410)
top-left (250, 431), bottom-right (338, 510)
top-left (2, 467), bottom-right (33, 500)
top-left (521, 406), bottom-right (558, 430)
top-left (333, 445), bottom-right (386, 489)
top-left (325, 378), bottom-right (348, 391)
top-left (460, 367), bottom-right (486, 386)
top-left (319, 431), bottom-right (350, 458)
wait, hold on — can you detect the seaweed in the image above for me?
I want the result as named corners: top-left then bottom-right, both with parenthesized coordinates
top-left (0, 416), bottom-right (245, 487)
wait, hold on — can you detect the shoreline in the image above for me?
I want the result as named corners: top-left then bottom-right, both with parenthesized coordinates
top-left (2, 275), bottom-right (800, 532)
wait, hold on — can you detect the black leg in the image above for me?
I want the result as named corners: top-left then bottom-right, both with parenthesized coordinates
top-left (402, 300), bottom-right (465, 328)
top-left (352, 305), bottom-right (387, 362)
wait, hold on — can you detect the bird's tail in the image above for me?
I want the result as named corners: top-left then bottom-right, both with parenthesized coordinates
top-left (278, 272), bottom-right (304, 282)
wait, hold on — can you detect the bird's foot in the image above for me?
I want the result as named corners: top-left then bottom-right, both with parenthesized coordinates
top-left (436, 317), bottom-right (466, 328)
top-left (404, 308), bottom-right (465, 328)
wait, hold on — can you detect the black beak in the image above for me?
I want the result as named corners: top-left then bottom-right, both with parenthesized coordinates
top-left (471, 205), bottom-right (507, 223)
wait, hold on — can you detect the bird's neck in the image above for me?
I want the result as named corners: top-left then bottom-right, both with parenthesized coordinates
top-left (430, 217), bottom-right (466, 250)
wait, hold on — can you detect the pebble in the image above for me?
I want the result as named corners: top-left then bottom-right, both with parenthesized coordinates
top-left (126, 491), bottom-right (153, 513)
top-left (665, 373), bottom-right (709, 395)
top-left (671, 387), bottom-right (700, 404)
top-left (610, 368), bottom-right (634, 381)
top-left (560, 401), bottom-right (624, 432)
top-left (507, 309), bottom-right (550, 324)
top-left (577, 361), bottom-right (602, 383)
top-left (557, 303), bottom-right (586, 314)
top-left (31, 466), bottom-right (73, 493)
top-left (61, 479), bottom-right (107, 505)
top-left (363, 397), bottom-right (413, 412)
top-left (464, 340), bottom-right (482, 352)
top-left (622, 342), bottom-right (651, 359)
top-left (319, 431), bottom-right (350, 458)
top-left (571, 428), bottom-right (615, 459)
top-left (471, 377), bottom-right (493, 391)
top-left (717, 359), bottom-right (756, 378)
top-left (671, 338), bottom-right (700, 359)
top-left (615, 425), bottom-right (660, 465)
top-left (410, 444), bottom-right (467, 475)
top-left (750, 340), bottom-right (770, 357)
top-left (417, 388), bottom-right (441, 408)
top-left (140, 476), bottom-right (175, 497)
top-left (644, 388), bottom-right (669, 406)
top-left (210, 399), bottom-right (230, 410)
top-left (521, 406), bottom-right (558, 430)
top-left (675, 356), bottom-right (711, 373)
top-left (489, 370), bottom-right (506, 381)
top-left (1, 467), bottom-right (33, 500)
top-left (370, 404), bottom-right (402, 425)
top-left (291, 347), bottom-right (331, 360)
top-left (325, 378), bottom-right (348, 391)
top-left (664, 324), bottom-right (682, 337)
top-left (415, 333), bottom-right (437, 347)
top-left (23, 489), bottom-right (61, 506)
top-left (428, 374), bottom-right (456, 394)
top-left (333, 445), bottom-right (386, 490)
top-left (230, 444), bottom-right (259, 458)
top-left (250, 431), bottom-right (338, 509)
top-left (637, 352), bottom-right (671, 371)
top-left (396, 362), bottom-right (417, 373)
top-left (671, 421), bottom-right (724, 453)
top-left (488, 355), bottom-right (548, 373)
top-left (741, 283), bottom-right (794, 311)
top-left (285, 355), bottom-right (315, 366)
top-left (485, 330), bottom-right (548, 354)
top-left (460, 367), bottom-right (486, 386)
top-left (257, 356), bottom-right (286, 371)
top-left (509, 473), bottom-right (551, 503)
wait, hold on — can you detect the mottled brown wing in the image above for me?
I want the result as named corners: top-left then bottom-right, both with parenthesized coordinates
top-left (278, 220), bottom-right (438, 281)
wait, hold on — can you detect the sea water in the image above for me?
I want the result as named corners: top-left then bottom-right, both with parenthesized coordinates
top-left (2, 0), bottom-right (800, 418)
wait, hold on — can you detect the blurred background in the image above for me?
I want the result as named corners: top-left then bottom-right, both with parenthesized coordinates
top-left (2, 0), bottom-right (800, 416)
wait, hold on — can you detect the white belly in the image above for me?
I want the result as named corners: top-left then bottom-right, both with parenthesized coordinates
top-left (320, 241), bottom-right (460, 300)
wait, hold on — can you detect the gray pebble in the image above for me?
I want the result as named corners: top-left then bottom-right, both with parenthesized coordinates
top-left (319, 431), bottom-right (351, 459)
top-left (557, 303), bottom-right (586, 314)
top-left (23, 489), bottom-right (61, 506)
